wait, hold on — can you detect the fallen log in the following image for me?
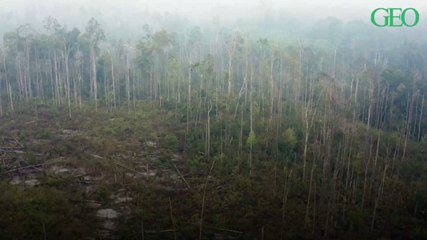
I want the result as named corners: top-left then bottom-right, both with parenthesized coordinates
top-left (1, 159), bottom-right (64, 175)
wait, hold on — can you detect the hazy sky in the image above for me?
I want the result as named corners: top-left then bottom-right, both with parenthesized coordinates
top-left (2, 0), bottom-right (427, 21)
top-left (1, 0), bottom-right (427, 37)
top-left (114, 0), bottom-right (427, 20)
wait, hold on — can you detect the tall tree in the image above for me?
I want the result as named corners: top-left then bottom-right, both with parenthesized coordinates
top-left (84, 18), bottom-right (105, 110)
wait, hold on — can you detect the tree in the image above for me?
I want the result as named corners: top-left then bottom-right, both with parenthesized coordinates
top-left (84, 18), bottom-right (105, 110)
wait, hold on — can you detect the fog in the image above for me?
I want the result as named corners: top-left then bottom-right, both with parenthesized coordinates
top-left (2, 0), bottom-right (426, 18)
top-left (2, 0), bottom-right (427, 34)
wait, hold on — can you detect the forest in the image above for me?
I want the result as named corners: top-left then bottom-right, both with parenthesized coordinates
top-left (0, 2), bottom-right (426, 239)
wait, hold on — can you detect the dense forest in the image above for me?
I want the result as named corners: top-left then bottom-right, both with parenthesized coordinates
top-left (0, 8), bottom-right (427, 240)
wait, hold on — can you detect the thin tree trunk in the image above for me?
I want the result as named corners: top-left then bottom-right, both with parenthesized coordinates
top-left (199, 159), bottom-right (216, 240)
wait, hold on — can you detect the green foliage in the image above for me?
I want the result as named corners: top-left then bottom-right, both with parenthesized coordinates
top-left (84, 17), bottom-right (105, 46)
top-left (347, 209), bottom-right (368, 232)
top-left (96, 186), bottom-right (111, 205)
top-left (40, 129), bottom-right (53, 139)
top-left (0, 184), bottom-right (95, 239)
top-left (235, 175), bottom-right (252, 191)
top-left (186, 130), bottom-right (205, 154)
top-left (165, 134), bottom-right (178, 150)
top-left (246, 130), bottom-right (256, 147)
top-left (415, 184), bottom-right (427, 221)
top-left (25, 151), bottom-right (37, 165)
top-left (188, 155), bottom-right (206, 175)
top-left (215, 154), bottom-right (234, 175)
top-left (44, 176), bottom-right (62, 187)
top-left (283, 128), bottom-right (297, 150)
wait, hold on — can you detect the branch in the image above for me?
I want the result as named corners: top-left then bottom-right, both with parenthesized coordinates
top-left (115, 162), bottom-right (145, 176)
top-left (173, 164), bottom-right (192, 190)
top-left (1, 159), bottom-right (64, 175)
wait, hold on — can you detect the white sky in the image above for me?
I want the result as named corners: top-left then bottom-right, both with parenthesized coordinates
top-left (134, 0), bottom-right (427, 20)
top-left (1, 0), bottom-right (426, 17)
top-left (1, 0), bottom-right (427, 27)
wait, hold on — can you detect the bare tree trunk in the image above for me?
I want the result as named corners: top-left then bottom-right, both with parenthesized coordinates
top-left (418, 95), bottom-right (424, 141)
top-left (2, 52), bottom-right (9, 113)
top-left (280, 169), bottom-right (292, 240)
top-left (63, 45), bottom-right (71, 117)
top-left (199, 159), bottom-right (216, 240)
top-left (53, 51), bottom-right (61, 105)
top-left (248, 60), bottom-right (254, 175)
top-left (0, 70), bottom-right (3, 116)
top-left (402, 92), bottom-right (415, 162)
top-left (187, 62), bottom-right (192, 136)
top-left (227, 49), bottom-right (232, 96)
top-left (126, 54), bottom-right (131, 112)
top-left (305, 164), bottom-right (315, 226)
top-left (205, 102), bottom-right (212, 159)
top-left (7, 82), bottom-right (13, 114)
top-left (111, 54), bottom-right (116, 109)
top-left (169, 197), bottom-right (177, 240)
top-left (90, 46), bottom-right (98, 110)
top-left (371, 164), bottom-right (388, 231)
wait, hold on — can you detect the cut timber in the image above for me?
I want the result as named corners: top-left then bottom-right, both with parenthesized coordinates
top-left (173, 164), bottom-right (192, 190)
top-left (115, 162), bottom-right (145, 176)
top-left (1, 159), bottom-right (65, 175)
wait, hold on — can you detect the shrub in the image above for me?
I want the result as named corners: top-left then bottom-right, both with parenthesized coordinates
top-left (165, 134), bottom-right (178, 150)
top-left (246, 130), bottom-right (256, 146)
top-left (0, 184), bottom-right (96, 239)
top-left (96, 186), bottom-right (111, 205)
top-left (284, 128), bottom-right (297, 150)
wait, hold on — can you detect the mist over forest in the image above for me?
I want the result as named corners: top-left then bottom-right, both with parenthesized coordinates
top-left (0, 0), bottom-right (426, 239)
